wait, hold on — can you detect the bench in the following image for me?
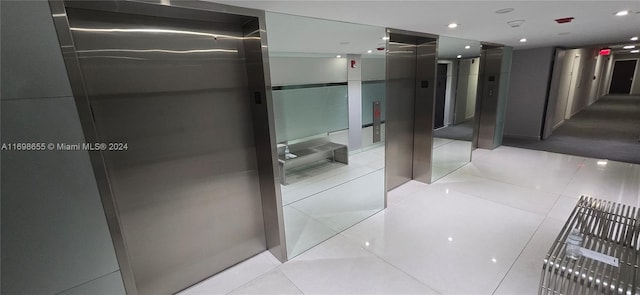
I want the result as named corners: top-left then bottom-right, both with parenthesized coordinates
top-left (278, 138), bottom-right (348, 185)
top-left (539, 196), bottom-right (639, 295)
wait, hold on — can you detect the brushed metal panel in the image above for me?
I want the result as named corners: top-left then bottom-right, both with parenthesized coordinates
top-left (242, 19), bottom-right (287, 262)
top-left (385, 36), bottom-right (417, 190)
top-left (65, 7), bottom-right (266, 295)
top-left (476, 46), bottom-right (504, 149)
top-left (412, 39), bottom-right (437, 183)
top-left (385, 30), bottom-right (437, 189)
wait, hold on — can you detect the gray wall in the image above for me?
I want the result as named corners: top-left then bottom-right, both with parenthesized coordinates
top-left (1, 1), bottom-right (124, 294)
top-left (504, 47), bottom-right (555, 139)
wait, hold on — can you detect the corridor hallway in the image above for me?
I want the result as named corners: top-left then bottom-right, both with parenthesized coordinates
top-left (503, 94), bottom-right (640, 164)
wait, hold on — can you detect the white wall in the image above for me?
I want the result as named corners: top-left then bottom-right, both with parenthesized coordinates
top-left (269, 56), bottom-right (347, 85)
top-left (361, 57), bottom-right (385, 81)
top-left (1, 1), bottom-right (124, 294)
top-left (504, 47), bottom-right (555, 139)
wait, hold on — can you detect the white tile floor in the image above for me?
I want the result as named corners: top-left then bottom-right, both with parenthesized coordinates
top-left (180, 146), bottom-right (640, 295)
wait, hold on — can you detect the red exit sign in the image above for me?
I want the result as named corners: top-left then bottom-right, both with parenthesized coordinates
top-left (599, 48), bottom-right (611, 56)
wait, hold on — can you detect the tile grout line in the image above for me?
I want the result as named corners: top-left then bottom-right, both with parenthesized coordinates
top-left (224, 267), bottom-right (305, 295)
top-left (53, 270), bottom-right (120, 295)
top-left (491, 218), bottom-right (546, 295)
top-left (336, 232), bottom-right (444, 295)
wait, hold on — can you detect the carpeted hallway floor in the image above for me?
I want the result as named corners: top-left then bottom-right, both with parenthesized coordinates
top-left (503, 94), bottom-right (640, 164)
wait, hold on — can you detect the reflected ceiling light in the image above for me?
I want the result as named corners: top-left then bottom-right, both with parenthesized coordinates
top-left (597, 160), bottom-right (608, 166)
top-left (615, 10), bottom-right (629, 16)
top-left (336, 55), bottom-right (341, 58)
top-left (492, 258), bottom-right (497, 263)
top-left (519, 38), bottom-right (527, 42)
top-left (623, 45), bottom-right (635, 49)
top-left (631, 36), bottom-right (639, 41)
top-left (445, 188), bottom-right (449, 194)
top-left (448, 237), bottom-right (453, 242)
top-left (456, 55), bottom-right (462, 58)
top-left (495, 8), bottom-right (514, 14)
top-left (70, 27), bottom-right (258, 40)
top-left (365, 241), bottom-right (370, 247)
top-left (448, 23), bottom-right (459, 29)
top-left (76, 48), bottom-right (238, 54)
top-left (631, 50), bottom-right (640, 53)
top-left (367, 50), bottom-right (373, 53)
top-left (465, 45), bottom-right (471, 49)
top-left (382, 36), bottom-right (390, 41)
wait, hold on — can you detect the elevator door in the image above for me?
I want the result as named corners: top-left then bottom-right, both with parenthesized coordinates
top-left (434, 64), bottom-right (448, 129)
top-left (66, 8), bottom-right (266, 295)
top-left (609, 60), bottom-right (636, 94)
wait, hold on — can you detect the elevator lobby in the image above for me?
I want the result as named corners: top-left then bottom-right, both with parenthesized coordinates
top-left (1, 1), bottom-right (639, 295)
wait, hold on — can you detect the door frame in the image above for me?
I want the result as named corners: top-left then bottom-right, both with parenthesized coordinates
top-left (608, 58), bottom-right (639, 95)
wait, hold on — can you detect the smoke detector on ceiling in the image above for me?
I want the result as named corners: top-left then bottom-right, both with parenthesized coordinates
top-left (507, 20), bottom-right (525, 27)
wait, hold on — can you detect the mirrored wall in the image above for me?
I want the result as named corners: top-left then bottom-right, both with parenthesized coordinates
top-left (265, 12), bottom-right (386, 258)
top-left (432, 37), bottom-right (481, 182)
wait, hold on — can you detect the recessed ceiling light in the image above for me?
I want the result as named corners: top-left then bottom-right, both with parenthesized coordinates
top-left (456, 55), bottom-right (462, 58)
top-left (519, 38), bottom-right (527, 42)
top-left (623, 45), bottom-right (635, 49)
top-left (367, 50), bottom-right (373, 53)
top-left (336, 55), bottom-right (341, 58)
top-left (615, 10), bottom-right (629, 16)
top-left (507, 20), bottom-right (525, 27)
top-left (382, 36), bottom-right (389, 41)
top-left (631, 36), bottom-right (639, 41)
top-left (464, 45), bottom-right (471, 49)
top-left (495, 8), bottom-right (514, 14)
top-left (631, 50), bottom-right (640, 54)
top-left (448, 23), bottom-right (458, 29)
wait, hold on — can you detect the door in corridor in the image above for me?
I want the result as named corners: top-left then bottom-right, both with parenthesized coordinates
top-left (609, 60), bottom-right (637, 94)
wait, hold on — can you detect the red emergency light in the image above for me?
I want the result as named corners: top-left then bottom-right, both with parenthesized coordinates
top-left (599, 48), bottom-right (611, 56)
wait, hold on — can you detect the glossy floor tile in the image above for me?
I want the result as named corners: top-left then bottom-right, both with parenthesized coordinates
top-left (178, 252), bottom-right (280, 295)
top-left (282, 145), bottom-right (386, 258)
top-left (189, 146), bottom-right (640, 295)
top-left (431, 138), bottom-right (472, 181)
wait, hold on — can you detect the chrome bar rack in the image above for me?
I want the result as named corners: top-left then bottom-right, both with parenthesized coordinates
top-left (540, 196), bottom-right (639, 295)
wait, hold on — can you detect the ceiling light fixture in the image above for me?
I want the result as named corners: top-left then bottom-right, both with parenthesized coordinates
top-left (367, 50), bottom-right (373, 53)
top-left (519, 38), bottom-right (527, 42)
top-left (631, 50), bottom-right (640, 54)
top-left (457, 55), bottom-right (462, 58)
top-left (495, 8), bottom-right (514, 14)
top-left (382, 36), bottom-right (389, 41)
top-left (615, 10), bottom-right (629, 16)
top-left (623, 45), bottom-right (635, 49)
top-left (507, 20), bottom-right (525, 27)
top-left (631, 36), bottom-right (639, 41)
top-left (465, 45), bottom-right (471, 49)
top-left (448, 23), bottom-right (458, 29)
top-left (336, 55), bottom-right (341, 58)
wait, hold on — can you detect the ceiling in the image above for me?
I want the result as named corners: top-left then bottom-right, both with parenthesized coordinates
top-left (215, 0), bottom-right (640, 51)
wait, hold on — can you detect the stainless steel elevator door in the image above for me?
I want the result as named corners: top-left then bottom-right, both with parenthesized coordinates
top-left (66, 8), bottom-right (266, 295)
top-left (385, 40), bottom-right (417, 189)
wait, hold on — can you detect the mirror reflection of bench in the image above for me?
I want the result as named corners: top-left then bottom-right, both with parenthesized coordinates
top-left (278, 138), bottom-right (348, 185)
